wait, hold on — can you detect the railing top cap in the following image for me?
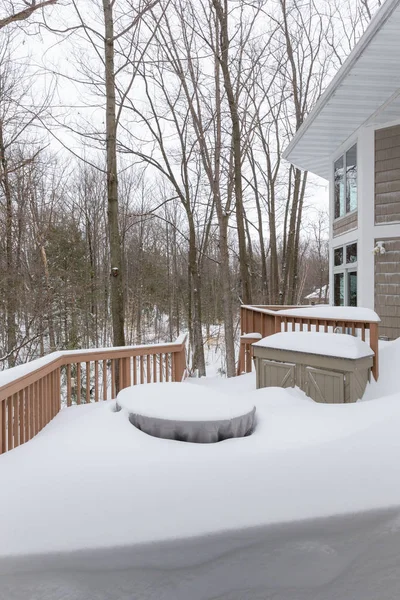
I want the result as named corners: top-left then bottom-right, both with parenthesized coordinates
top-left (241, 305), bottom-right (380, 323)
top-left (0, 335), bottom-right (188, 394)
top-left (276, 306), bottom-right (381, 323)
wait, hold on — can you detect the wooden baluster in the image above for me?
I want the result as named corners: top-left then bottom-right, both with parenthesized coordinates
top-left (86, 362), bottom-right (90, 404)
top-left (159, 354), bottom-right (163, 382)
top-left (0, 399), bottom-right (6, 454)
top-left (351, 321), bottom-right (356, 336)
top-left (140, 356), bottom-right (144, 384)
top-left (147, 355), bottom-right (151, 383)
top-left (25, 385), bottom-right (31, 442)
top-left (48, 373), bottom-right (52, 421)
top-left (165, 354), bottom-right (169, 382)
top-left (50, 372), bottom-right (54, 420)
top-left (55, 369), bottom-right (59, 415)
top-left (171, 352), bottom-right (176, 382)
top-left (34, 381), bottom-right (39, 435)
top-left (13, 393), bottom-right (19, 448)
top-left (102, 360), bottom-right (107, 400)
top-left (237, 339), bottom-right (245, 375)
top-left (7, 397), bottom-right (13, 450)
top-left (46, 374), bottom-right (50, 424)
top-left (44, 375), bottom-right (48, 426)
top-left (95, 361), bottom-right (99, 402)
top-left (133, 356), bottom-right (137, 385)
top-left (19, 389), bottom-right (25, 445)
top-left (124, 357), bottom-right (131, 388)
top-left (76, 363), bottom-right (81, 405)
top-left (67, 364), bottom-right (72, 407)
top-left (38, 378), bottom-right (43, 431)
top-left (29, 384), bottom-right (34, 439)
top-left (111, 360), bottom-right (116, 398)
top-left (153, 353), bottom-right (157, 383)
top-left (47, 373), bottom-right (50, 422)
top-left (49, 373), bottom-right (53, 420)
top-left (55, 368), bottom-right (60, 416)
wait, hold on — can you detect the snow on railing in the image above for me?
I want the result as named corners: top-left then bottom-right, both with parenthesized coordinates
top-left (0, 335), bottom-right (188, 455)
top-left (238, 305), bottom-right (380, 381)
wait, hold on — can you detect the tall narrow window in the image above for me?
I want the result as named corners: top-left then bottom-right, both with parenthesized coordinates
top-left (334, 144), bottom-right (357, 219)
top-left (346, 145), bottom-right (357, 213)
top-left (334, 273), bottom-right (344, 306)
top-left (348, 271), bottom-right (357, 307)
top-left (334, 156), bottom-right (345, 219)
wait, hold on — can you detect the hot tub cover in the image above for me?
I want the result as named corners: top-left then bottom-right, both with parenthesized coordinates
top-left (253, 332), bottom-right (374, 359)
top-left (117, 382), bottom-right (256, 443)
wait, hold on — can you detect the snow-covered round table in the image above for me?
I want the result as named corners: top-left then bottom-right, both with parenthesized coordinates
top-left (116, 382), bottom-right (256, 443)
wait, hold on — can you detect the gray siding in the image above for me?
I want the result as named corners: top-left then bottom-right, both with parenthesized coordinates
top-left (375, 125), bottom-right (400, 224)
top-left (332, 211), bottom-right (358, 237)
top-left (374, 237), bottom-right (400, 340)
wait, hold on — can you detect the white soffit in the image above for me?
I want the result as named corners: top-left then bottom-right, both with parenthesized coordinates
top-left (283, 0), bottom-right (400, 180)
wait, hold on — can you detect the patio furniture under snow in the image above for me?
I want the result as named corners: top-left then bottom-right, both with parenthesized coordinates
top-left (117, 382), bottom-right (256, 443)
top-left (253, 332), bottom-right (374, 403)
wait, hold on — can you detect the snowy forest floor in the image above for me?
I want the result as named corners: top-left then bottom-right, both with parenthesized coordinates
top-left (1, 340), bottom-right (400, 599)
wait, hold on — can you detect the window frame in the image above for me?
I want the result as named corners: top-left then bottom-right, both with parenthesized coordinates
top-left (333, 241), bottom-right (358, 307)
top-left (334, 143), bottom-right (358, 220)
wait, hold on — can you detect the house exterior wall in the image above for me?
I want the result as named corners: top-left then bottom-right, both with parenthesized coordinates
top-left (375, 125), bottom-right (400, 223)
top-left (374, 236), bottom-right (400, 339)
top-left (329, 123), bottom-right (400, 339)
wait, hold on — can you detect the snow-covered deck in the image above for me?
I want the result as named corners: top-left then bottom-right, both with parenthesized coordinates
top-left (1, 340), bottom-right (400, 599)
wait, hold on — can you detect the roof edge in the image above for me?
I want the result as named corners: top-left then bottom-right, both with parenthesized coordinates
top-left (282, 0), bottom-right (400, 163)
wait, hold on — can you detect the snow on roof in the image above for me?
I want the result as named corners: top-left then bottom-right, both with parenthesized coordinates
top-left (277, 306), bottom-right (381, 323)
top-left (283, 0), bottom-right (400, 178)
top-left (253, 332), bottom-right (374, 359)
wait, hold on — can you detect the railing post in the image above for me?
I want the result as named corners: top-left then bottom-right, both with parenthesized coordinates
top-left (274, 315), bottom-right (281, 333)
top-left (370, 322), bottom-right (379, 381)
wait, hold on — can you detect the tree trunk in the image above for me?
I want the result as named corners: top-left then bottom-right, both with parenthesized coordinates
top-left (0, 122), bottom-right (17, 366)
top-left (102, 0), bottom-right (125, 356)
top-left (213, 0), bottom-right (251, 304)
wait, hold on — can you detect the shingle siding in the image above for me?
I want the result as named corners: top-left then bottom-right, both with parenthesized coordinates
top-left (332, 211), bottom-right (358, 237)
top-left (375, 125), bottom-right (400, 224)
top-left (374, 237), bottom-right (400, 340)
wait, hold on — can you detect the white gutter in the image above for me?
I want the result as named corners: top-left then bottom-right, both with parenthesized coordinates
top-left (282, 0), bottom-right (400, 162)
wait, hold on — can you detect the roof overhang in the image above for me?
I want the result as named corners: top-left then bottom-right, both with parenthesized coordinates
top-left (283, 0), bottom-right (400, 179)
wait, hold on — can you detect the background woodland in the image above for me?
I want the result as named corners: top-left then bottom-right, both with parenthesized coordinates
top-left (0, 0), bottom-right (381, 374)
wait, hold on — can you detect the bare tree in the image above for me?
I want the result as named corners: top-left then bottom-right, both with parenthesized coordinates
top-left (0, 0), bottom-right (57, 29)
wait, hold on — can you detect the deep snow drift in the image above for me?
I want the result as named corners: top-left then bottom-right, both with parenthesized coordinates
top-left (1, 339), bottom-right (400, 600)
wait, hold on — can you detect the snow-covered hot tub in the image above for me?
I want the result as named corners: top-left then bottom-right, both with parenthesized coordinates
top-left (117, 382), bottom-right (256, 443)
top-left (253, 332), bottom-right (374, 403)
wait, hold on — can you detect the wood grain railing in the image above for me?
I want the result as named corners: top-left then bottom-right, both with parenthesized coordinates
top-left (237, 306), bottom-right (301, 375)
top-left (238, 306), bottom-right (379, 380)
top-left (0, 334), bottom-right (187, 455)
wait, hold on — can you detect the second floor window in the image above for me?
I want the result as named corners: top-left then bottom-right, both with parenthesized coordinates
top-left (334, 144), bottom-right (357, 219)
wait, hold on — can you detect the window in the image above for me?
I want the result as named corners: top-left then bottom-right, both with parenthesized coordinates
top-left (334, 247), bottom-right (343, 266)
top-left (333, 242), bottom-right (357, 307)
top-left (334, 144), bottom-right (357, 219)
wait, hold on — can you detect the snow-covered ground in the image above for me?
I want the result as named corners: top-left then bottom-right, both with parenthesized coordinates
top-left (1, 340), bottom-right (400, 599)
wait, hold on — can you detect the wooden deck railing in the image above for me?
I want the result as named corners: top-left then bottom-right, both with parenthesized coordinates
top-left (0, 334), bottom-right (187, 455)
top-left (238, 306), bottom-right (380, 380)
